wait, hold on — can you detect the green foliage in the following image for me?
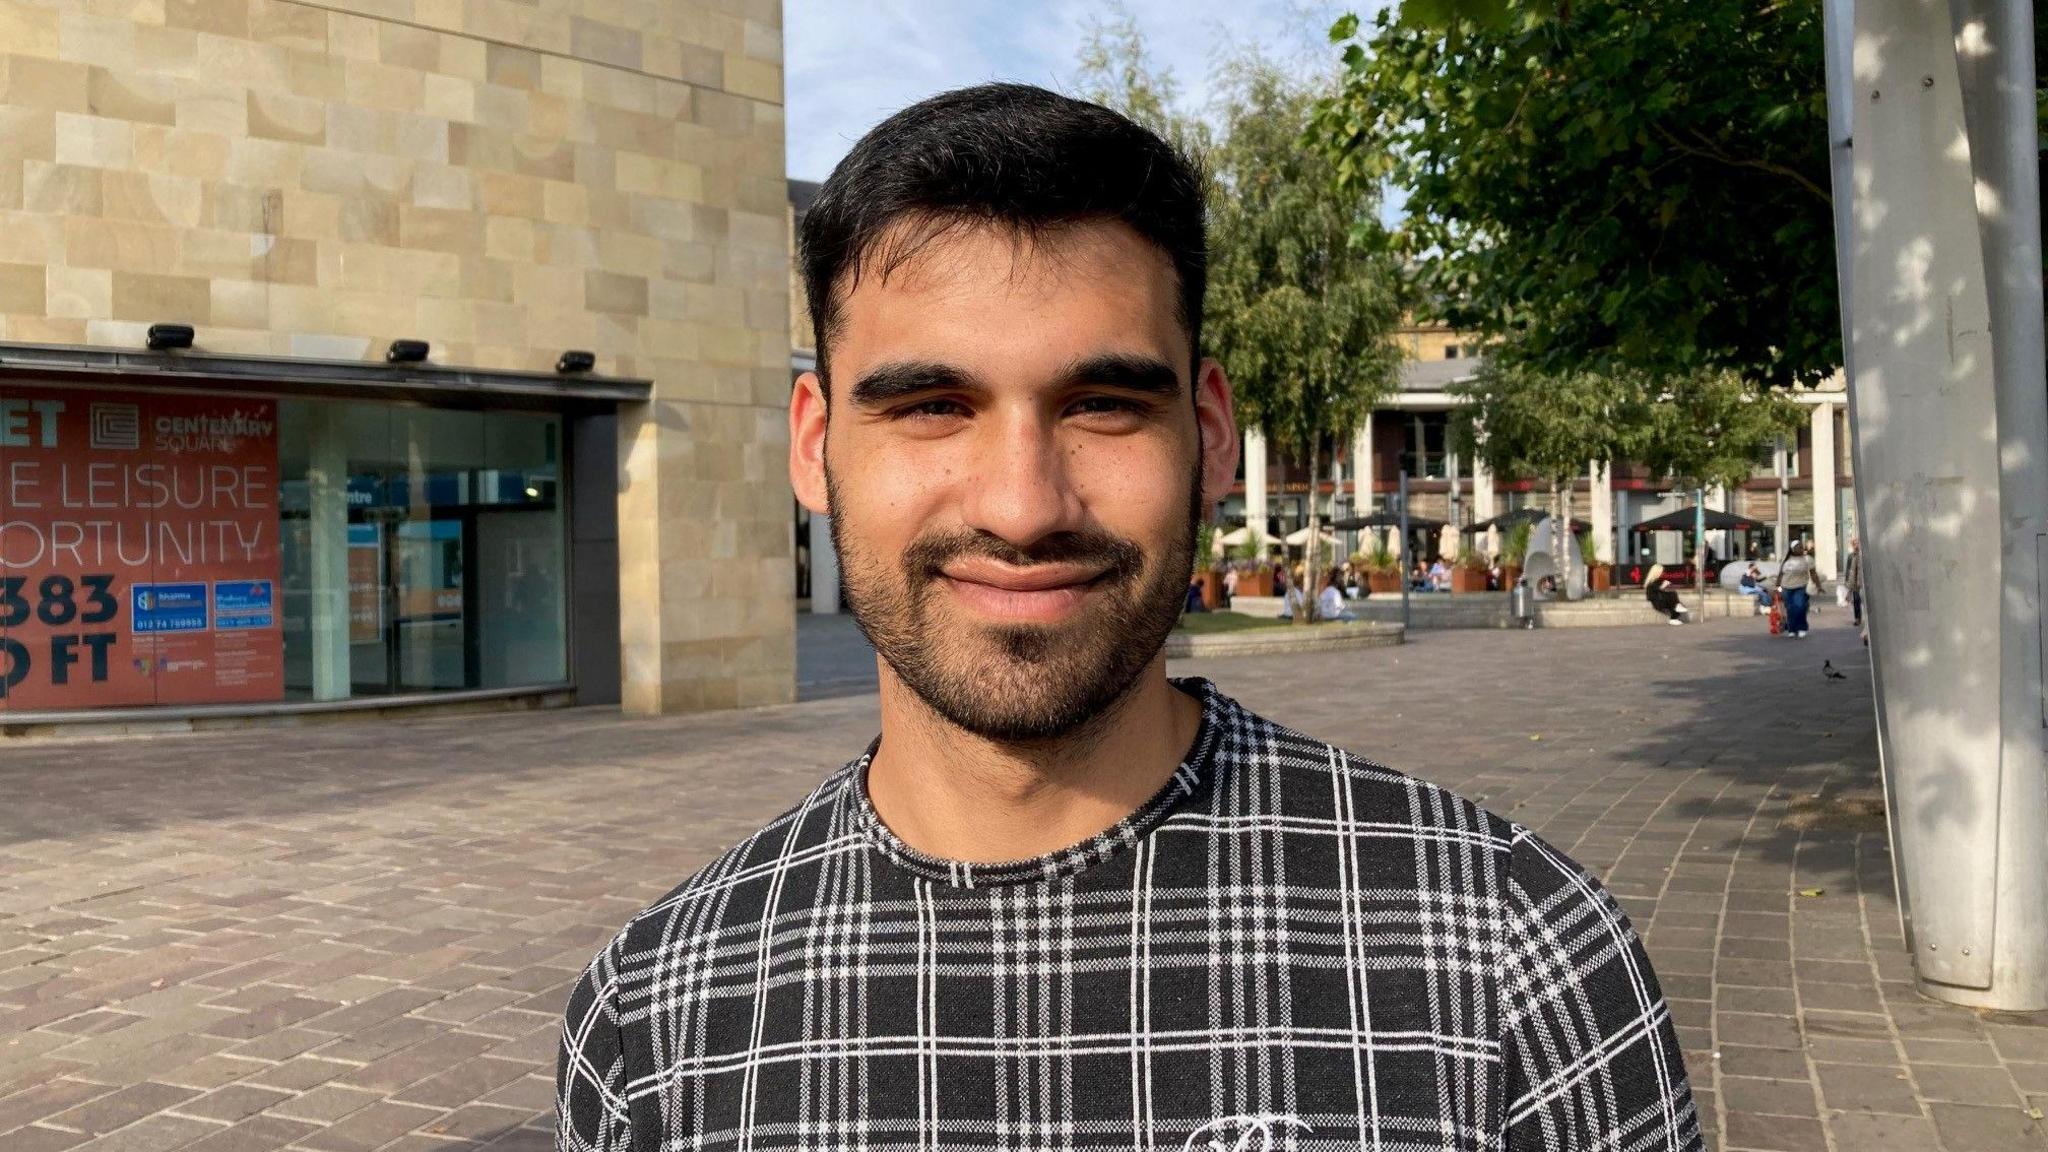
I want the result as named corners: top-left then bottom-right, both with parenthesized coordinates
top-left (1452, 358), bottom-right (1801, 507)
top-left (1632, 369), bottom-right (1807, 493)
top-left (1074, 9), bottom-right (1212, 156)
top-left (1207, 63), bottom-right (1405, 463)
top-left (1502, 521), bottom-right (1531, 565)
top-left (1579, 530), bottom-right (1600, 568)
top-left (1365, 540), bottom-right (1399, 572)
top-left (1194, 521), bottom-right (1217, 571)
top-left (1313, 2), bottom-right (1840, 387)
top-left (1449, 362), bottom-right (1643, 488)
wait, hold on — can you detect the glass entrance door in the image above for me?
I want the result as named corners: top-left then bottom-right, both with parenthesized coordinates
top-left (393, 518), bottom-right (467, 691)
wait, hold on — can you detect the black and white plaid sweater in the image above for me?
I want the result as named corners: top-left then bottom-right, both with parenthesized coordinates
top-left (557, 679), bottom-right (1699, 1151)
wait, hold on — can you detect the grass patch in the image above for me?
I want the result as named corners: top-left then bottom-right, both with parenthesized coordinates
top-left (1174, 611), bottom-right (1312, 634)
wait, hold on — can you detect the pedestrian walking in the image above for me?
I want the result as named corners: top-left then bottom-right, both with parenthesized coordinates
top-left (1644, 563), bottom-right (1690, 625)
top-left (1775, 541), bottom-right (1822, 637)
top-left (557, 82), bottom-right (1699, 1152)
top-left (1220, 563), bottom-right (1237, 609)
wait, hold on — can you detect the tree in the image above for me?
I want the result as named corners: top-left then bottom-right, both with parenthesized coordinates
top-left (1312, 3), bottom-right (1840, 388)
top-left (1449, 365), bottom-right (1642, 597)
top-left (1078, 24), bottom-right (1405, 621)
top-left (1206, 63), bottom-right (1405, 619)
top-left (1074, 9), bottom-right (1211, 157)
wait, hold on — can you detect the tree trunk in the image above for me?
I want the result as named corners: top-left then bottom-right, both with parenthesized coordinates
top-left (1551, 478), bottom-right (1572, 598)
top-left (1301, 439), bottom-right (1321, 624)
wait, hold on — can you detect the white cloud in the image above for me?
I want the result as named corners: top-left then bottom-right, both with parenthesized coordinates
top-left (783, 0), bottom-right (1370, 182)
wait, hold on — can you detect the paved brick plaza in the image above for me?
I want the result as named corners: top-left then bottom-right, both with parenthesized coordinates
top-left (2, 610), bottom-right (2044, 1152)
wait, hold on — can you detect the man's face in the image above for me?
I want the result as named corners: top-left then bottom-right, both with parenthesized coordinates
top-left (789, 221), bottom-right (1238, 741)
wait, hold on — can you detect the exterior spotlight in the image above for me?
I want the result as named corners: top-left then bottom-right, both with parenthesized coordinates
top-left (524, 485), bottom-right (542, 498)
top-left (556, 349), bottom-right (595, 373)
top-left (147, 324), bottom-right (194, 351)
top-left (386, 339), bottom-right (430, 363)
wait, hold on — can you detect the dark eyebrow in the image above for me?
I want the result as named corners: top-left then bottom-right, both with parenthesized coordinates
top-left (1055, 353), bottom-right (1183, 397)
top-left (847, 361), bottom-right (987, 407)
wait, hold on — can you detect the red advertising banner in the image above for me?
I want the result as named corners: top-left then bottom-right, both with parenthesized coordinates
top-left (0, 387), bottom-right (283, 710)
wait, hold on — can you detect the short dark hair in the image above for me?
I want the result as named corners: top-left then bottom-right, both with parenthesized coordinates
top-left (798, 83), bottom-right (1206, 387)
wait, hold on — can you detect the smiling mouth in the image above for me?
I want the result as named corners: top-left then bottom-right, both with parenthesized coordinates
top-left (936, 568), bottom-right (1107, 623)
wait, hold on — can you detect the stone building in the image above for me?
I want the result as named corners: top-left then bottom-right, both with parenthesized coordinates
top-left (0, 0), bottom-right (791, 724)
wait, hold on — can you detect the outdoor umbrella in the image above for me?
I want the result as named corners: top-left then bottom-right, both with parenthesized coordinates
top-left (1630, 506), bottom-right (1763, 533)
top-left (1217, 526), bottom-right (1282, 547)
top-left (1464, 508), bottom-right (1592, 534)
top-left (1282, 525), bottom-right (1340, 548)
top-left (1328, 511), bottom-right (1448, 532)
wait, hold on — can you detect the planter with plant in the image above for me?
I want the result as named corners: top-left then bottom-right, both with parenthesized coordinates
top-left (1450, 548), bottom-right (1490, 593)
top-left (1501, 521), bottom-right (1531, 588)
top-left (1362, 540), bottom-right (1403, 593)
top-left (1193, 523), bottom-right (1225, 609)
top-left (1580, 531), bottom-right (1612, 593)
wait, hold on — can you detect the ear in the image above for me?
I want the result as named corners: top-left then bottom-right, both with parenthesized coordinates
top-left (789, 370), bottom-right (830, 516)
top-left (1193, 357), bottom-right (1239, 508)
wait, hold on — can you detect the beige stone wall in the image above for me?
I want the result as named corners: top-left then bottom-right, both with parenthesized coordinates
top-left (0, 0), bottom-right (795, 713)
top-left (1395, 323), bottom-right (1473, 361)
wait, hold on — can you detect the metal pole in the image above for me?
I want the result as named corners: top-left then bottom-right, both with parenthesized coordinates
top-left (1694, 487), bottom-right (1707, 614)
top-left (1398, 471), bottom-right (1410, 632)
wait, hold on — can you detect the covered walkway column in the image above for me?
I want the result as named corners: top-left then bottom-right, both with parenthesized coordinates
top-left (1244, 427), bottom-right (1269, 536)
top-left (1810, 399), bottom-right (1839, 579)
top-left (1350, 415), bottom-right (1373, 515)
top-left (1472, 454), bottom-right (1496, 557)
top-left (1589, 461), bottom-right (1613, 565)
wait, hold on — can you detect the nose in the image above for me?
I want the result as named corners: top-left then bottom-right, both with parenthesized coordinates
top-left (957, 407), bottom-right (1083, 551)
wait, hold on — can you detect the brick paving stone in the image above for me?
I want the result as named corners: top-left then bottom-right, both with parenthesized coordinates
top-left (69, 1112), bottom-right (219, 1152)
top-left (0, 1077), bottom-right (118, 1134)
top-left (5, 622), bottom-right (2047, 1150)
top-left (1814, 1062), bottom-right (1922, 1115)
top-left (292, 1102), bottom-right (444, 1152)
top-left (1912, 1063), bottom-right (2026, 1107)
top-left (171, 1085), bottom-right (292, 1123)
top-left (1928, 1101), bottom-right (2048, 1150)
top-left (47, 1082), bottom-right (199, 1135)
top-left (262, 1082), bottom-right (380, 1124)
top-left (174, 1115), bottom-right (315, 1152)
top-left (1719, 1076), bottom-right (1820, 1117)
top-left (1723, 1111), bottom-right (1828, 1151)
top-left (8, 1125), bottom-right (89, 1152)
top-left (1824, 1112), bottom-right (1943, 1151)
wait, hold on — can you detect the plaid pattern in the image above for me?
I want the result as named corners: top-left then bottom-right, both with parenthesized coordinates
top-left (557, 679), bottom-right (1699, 1151)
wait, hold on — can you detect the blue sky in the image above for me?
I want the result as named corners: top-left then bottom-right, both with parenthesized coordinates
top-left (783, 1), bottom-right (1373, 183)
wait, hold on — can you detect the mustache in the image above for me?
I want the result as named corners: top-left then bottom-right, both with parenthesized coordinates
top-left (901, 528), bottom-right (1145, 582)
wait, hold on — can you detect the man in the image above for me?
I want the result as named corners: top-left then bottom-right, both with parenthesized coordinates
top-left (1845, 535), bottom-right (1864, 627)
top-left (557, 84), bottom-right (1699, 1151)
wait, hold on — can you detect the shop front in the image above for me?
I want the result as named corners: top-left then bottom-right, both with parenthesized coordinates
top-left (0, 352), bottom-right (643, 721)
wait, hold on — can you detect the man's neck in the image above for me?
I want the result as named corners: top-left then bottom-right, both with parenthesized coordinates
top-left (864, 661), bottom-right (1203, 865)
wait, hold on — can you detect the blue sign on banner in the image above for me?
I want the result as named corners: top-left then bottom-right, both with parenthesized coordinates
top-left (131, 583), bottom-right (209, 634)
top-left (213, 580), bottom-right (275, 630)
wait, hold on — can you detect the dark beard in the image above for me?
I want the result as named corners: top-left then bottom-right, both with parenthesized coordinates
top-left (827, 464), bottom-right (1201, 743)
